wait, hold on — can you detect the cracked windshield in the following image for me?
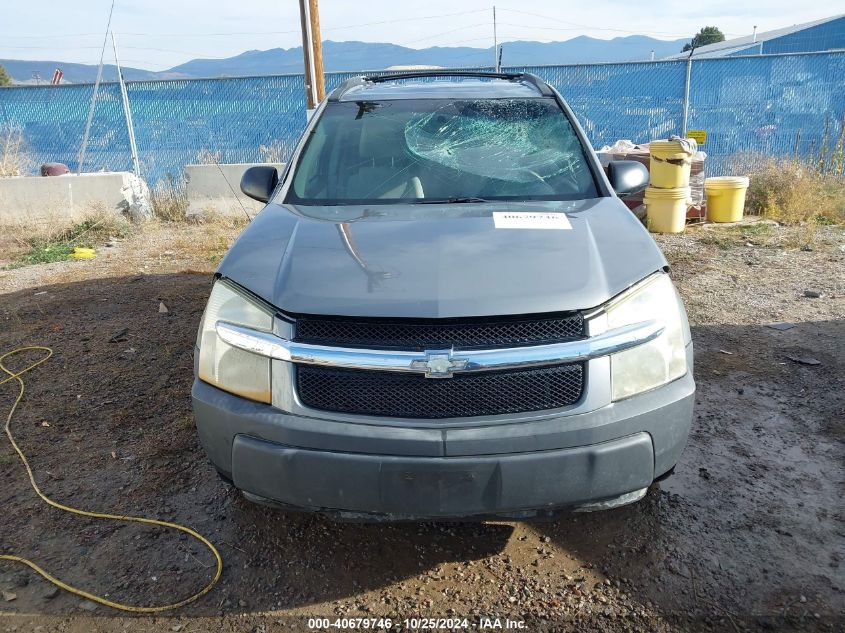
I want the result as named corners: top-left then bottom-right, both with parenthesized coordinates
top-left (289, 97), bottom-right (598, 204)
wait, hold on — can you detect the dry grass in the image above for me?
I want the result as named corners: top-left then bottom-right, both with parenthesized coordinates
top-left (0, 124), bottom-right (32, 177)
top-left (1, 206), bottom-right (132, 268)
top-left (693, 220), bottom-right (830, 251)
top-left (817, 112), bottom-right (845, 177)
top-left (696, 220), bottom-right (777, 248)
top-left (150, 176), bottom-right (189, 222)
top-left (258, 140), bottom-right (288, 163)
top-left (162, 217), bottom-right (246, 264)
top-left (149, 174), bottom-right (251, 233)
top-left (195, 148), bottom-right (222, 165)
top-left (655, 224), bottom-right (845, 326)
top-left (743, 157), bottom-right (845, 226)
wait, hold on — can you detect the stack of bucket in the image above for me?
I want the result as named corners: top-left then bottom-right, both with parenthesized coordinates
top-left (704, 176), bottom-right (750, 223)
top-left (644, 138), bottom-right (696, 233)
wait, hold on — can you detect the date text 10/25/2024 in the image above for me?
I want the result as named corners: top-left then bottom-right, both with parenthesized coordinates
top-left (307, 618), bottom-right (527, 630)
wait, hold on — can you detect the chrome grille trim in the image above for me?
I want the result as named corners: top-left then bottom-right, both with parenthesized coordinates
top-left (216, 319), bottom-right (663, 376)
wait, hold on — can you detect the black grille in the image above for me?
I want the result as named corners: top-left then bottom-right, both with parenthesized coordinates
top-left (294, 313), bottom-right (585, 349)
top-left (297, 364), bottom-right (584, 419)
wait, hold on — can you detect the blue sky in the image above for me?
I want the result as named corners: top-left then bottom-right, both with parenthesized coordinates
top-left (1, 1), bottom-right (834, 70)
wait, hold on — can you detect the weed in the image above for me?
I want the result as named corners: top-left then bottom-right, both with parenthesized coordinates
top-left (0, 124), bottom-right (31, 177)
top-left (782, 224), bottom-right (820, 250)
top-left (698, 232), bottom-right (734, 249)
top-left (696, 219), bottom-right (832, 251)
top-left (818, 116), bottom-right (831, 174)
top-left (733, 155), bottom-right (845, 228)
top-left (165, 220), bottom-right (243, 262)
top-left (697, 221), bottom-right (779, 249)
top-left (195, 149), bottom-right (222, 165)
top-left (828, 112), bottom-right (845, 176)
top-left (178, 415), bottom-right (195, 430)
top-left (14, 242), bottom-right (76, 266)
top-left (5, 212), bottom-right (131, 269)
top-left (150, 175), bottom-right (189, 222)
top-left (258, 140), bottom-right (288, 163)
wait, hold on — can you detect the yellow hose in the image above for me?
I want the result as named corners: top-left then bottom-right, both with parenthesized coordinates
top-left (0, 346), bottom-right (223, 612)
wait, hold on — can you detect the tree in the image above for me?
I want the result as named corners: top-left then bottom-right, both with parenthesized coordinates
top-left (682, 26), bottom-right (726, 52)
top-left (0, 64), bottom-right (11, 87)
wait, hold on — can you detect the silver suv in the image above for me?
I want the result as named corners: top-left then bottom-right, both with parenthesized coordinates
top-left (192, 71), bottom-right (694, 520)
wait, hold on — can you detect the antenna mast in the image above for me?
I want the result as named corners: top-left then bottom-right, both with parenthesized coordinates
top-left (493, 6), bottom-right (499, 72)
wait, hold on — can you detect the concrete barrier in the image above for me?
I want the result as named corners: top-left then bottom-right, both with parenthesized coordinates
top-left (185, 163), bottom-right (285, 218)
top-left (0, 172), bottom-right (152, 225)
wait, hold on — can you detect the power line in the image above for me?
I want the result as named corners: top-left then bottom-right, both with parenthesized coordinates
top-left (0, 8), bottom-right (490, 40)
top-left (496, 7), bottom-right (745, 38)
top-left (1, 23), bottom-right (492, 59)
top-left (116, 7), bottom-right (489, 37)
top-left (398, 23), bottom-right (490, 47)
top-left (254, 24), bottom-right (494, 68)
top-left (322, 8), bottom-right (491, 33)
top-left (112, 24), bottom-right (491, 59)
top-left (0, 33), bottom-right (105, 40)
top-left (496, 22), bottom-right (694, 38)
top-left (121, 45), bottom-right (232, 57)
top-left (1, 45), bottom-right (103, 50)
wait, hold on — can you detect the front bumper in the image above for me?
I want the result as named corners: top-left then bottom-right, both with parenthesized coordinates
top-left (192, 364), bottom-right (694, 519)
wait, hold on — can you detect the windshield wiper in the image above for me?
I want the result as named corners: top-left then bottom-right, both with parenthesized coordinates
top-left (415, 197), bottom-right (489, 204)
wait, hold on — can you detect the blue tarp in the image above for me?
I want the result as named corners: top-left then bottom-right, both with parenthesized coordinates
top-left (1, 51), bottom-right (842, 183)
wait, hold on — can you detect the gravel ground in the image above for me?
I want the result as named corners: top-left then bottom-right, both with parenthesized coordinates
top-left (0, 222), bottom-right (842, 633)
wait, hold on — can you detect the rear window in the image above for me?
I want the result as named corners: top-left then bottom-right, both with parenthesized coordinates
top-left (287, 98), bottom-right (598, 205)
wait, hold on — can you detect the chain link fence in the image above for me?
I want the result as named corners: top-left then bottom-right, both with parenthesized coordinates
top-left (1, 51), bottom-right (842, 184)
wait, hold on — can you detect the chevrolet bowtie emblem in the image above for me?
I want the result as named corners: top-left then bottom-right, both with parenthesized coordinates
top-left (411, 350), bottom-right (469, 378)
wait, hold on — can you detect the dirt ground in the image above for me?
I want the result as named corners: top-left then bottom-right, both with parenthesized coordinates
top-left (0, 221), bottom-right (842, 633)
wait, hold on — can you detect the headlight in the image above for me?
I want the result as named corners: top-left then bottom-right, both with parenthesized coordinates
top-left (607, 273), bottom-right (689, 401)
top-left (197, 279), bottom-right (273, 403)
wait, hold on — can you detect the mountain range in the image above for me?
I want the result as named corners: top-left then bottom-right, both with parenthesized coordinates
top-left (2, 36), bottom-right (688, 84)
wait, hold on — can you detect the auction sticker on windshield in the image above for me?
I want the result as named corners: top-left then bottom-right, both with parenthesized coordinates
top-left (493, 211), bottom-right (572, 230)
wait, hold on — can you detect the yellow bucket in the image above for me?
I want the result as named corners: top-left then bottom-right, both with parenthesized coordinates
top-left (705, 176), bottom-right (749, 223)
top-left (650, 139), bottom-right (694, 189)
top-left (644, 186), bottom-right (690, 234)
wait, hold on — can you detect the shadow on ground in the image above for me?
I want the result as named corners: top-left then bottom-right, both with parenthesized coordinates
top-left (0, 273), bottom-right (842, 631)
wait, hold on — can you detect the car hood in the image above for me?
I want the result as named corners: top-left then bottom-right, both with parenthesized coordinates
top-left (216, 198), bottom-right (667, 318)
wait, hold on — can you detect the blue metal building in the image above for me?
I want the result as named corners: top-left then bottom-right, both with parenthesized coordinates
top-left (666, 14), bottom-right (845, 59)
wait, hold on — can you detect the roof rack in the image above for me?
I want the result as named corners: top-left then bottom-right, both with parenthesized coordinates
top-left (328, 70), bottom-right (554, 101)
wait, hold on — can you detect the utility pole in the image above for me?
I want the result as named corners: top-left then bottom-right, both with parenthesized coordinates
top-left (298, 0), bottom-right (316, 112)
top-left (309, 0), bottom-right (325, 102)
top-left (493, 6), bottom-right (499, 72)
top-left (298, 0), bottom-right (325, 116)
top-left (111, 32), bottom-right (140, 178)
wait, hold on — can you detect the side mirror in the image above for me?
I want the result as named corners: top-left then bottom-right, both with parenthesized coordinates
top-left (240, 165), bottom-right (279, 203)
top-left (607, 160), bottom-right (650, 195)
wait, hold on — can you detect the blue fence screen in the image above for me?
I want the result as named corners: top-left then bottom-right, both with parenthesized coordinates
top-left (1, 51), bottom-right (843, 183)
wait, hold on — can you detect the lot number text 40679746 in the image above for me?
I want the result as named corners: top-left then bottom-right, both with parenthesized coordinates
top-left (306, 618), bottom-right (526, 630)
